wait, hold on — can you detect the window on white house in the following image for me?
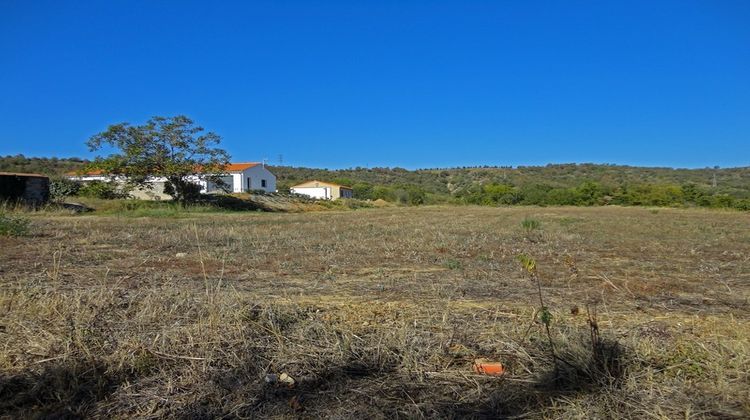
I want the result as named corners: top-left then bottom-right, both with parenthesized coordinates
top-left (261, 179), bottom-right (267, 188)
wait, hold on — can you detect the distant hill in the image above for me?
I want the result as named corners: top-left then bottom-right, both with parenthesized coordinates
top-left (269, 163), bottom-right (750, 199)
top-left (0, 155), bottom-right (88, 176)
top-left (2, 155), bottom-right (748, 209)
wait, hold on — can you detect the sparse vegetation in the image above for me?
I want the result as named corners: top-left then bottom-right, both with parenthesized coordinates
top-left (0, 211), bottom-right (30, 236)
top-left (521, 217), bottom-right (541, 235)
top-left (0, 206), bottom-right (748, 418)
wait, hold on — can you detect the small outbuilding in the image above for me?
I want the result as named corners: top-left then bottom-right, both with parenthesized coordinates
top-left (290, 180), bottom-right (353, 200)
top-left (0, 172), bottom-right (50, 205)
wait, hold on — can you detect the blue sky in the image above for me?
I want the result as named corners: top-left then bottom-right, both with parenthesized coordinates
top-left (1, 0), bottom-right (748, 169)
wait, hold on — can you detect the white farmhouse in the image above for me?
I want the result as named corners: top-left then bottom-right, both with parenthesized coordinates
top-left (67, 162), bottom-right (276, 199)
top-left (197, 162), bottom-right (277, 194)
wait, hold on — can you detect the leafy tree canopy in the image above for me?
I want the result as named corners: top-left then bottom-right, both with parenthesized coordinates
top-left (86, 115), bottom-right (230, 202)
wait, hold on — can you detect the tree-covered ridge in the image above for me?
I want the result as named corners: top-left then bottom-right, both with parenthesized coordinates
top-left (2, 156), bottom-right (748, 209)
top-left (0, 155), bottom-right (89, 176)
top-left (269, 163), bottom-right (750, 209)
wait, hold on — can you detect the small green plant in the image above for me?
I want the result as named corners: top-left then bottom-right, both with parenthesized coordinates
top-left (521, 217), bottom-right (542, 242)
top-left (521, 217), bottom-right (541, 234)
top-left (443, 259), bottom-right (462, 270)
top-left (0, 212), bottom-right (30, 236)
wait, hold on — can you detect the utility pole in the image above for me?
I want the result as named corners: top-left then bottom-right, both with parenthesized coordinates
top-left (278, 154), bottom-right (283, 166)
top-left (713, 165), bottom-right (719, 188)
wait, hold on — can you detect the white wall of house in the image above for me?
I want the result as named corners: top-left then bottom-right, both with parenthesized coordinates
top-left (201, 175), bottom-right (233, 193)
top-left (232, 173), bottom-right (243, 193)
top-left (239, 165), bottom-right (276, 193)
top-left (69, 175), bottom-right (113, 182)
top-left (291, 186), bottom-right (331, 200)
top-left (68, 164), bottom-right (277, 197)
top-left (196, 166), bottom-right (276, 193)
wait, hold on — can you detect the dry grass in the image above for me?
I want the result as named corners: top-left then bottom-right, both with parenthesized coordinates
top-left (1, 205), bottom-right (749, 418)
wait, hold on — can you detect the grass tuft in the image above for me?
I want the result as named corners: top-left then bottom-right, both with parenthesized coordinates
top-left (0, 212), bottom-right (30, 236)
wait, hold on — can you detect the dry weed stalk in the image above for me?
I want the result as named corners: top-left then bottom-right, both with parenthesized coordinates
top-left (517, 254), bottom-right (558, 366)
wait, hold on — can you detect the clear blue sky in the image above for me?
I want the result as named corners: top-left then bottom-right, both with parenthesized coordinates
top-left (1, 0), bottom-right (748, 169)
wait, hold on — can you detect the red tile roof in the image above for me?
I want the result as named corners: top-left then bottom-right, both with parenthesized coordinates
top-left (222, 162), bottom-right (260, 172)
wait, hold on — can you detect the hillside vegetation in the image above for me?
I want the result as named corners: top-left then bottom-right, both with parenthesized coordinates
top-left (272, 163), bottom-right (750, 209)
top-left (0, 155), bottom-right (88, 175)
top-left (3, 155), bottom-right (748, 209)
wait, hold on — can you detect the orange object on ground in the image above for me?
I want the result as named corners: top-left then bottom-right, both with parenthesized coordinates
top-left (473, 359), bottom-right (505, 376)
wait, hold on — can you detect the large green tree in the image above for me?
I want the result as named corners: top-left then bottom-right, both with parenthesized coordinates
top-left (86, 116), bottom-right (230, 202)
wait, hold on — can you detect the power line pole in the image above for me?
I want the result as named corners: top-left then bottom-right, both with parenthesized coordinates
top-left (713, 165), bottom-right (719, 188)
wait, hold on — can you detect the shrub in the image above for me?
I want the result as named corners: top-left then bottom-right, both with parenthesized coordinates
top-left (49, 177), bottom-right (81, 200)
top-left (78, 181), bottom-right (125, 199)
top-left (163, 181), bottom-right (201, 202)
top-left (519, 184), bottom-right (552, 205)
top-left (372, 186), bottom-right (396, 202)
top-left (546, 188), bottom-right (578, 205)
top-left (734, 199), bottom-right (750, 211)
top-left (352, 183), bottom-right (374, 200)
top-left (573, 181), bottom-right (606, 205)
top-left (0, 212), bottom-right (30, 236)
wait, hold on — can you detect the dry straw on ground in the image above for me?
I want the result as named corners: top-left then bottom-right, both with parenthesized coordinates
top-left (1, 206), bottom-right (748, 418)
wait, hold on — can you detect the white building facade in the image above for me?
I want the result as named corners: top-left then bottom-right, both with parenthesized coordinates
top-left (290, 180), bottom-right (353, 200)
top-left (198, 163), bottom-right (276, 194)
top-left (68, 162), bottom-right (276, 199)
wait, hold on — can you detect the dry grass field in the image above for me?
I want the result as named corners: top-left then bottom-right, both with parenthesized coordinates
top-left (1, 205), bottom-right (749, 418)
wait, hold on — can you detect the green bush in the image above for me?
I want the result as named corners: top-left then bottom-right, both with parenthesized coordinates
top-left (49, 177), bottom-right (81, 200)
top-left (546, 188), bottom-right (578, 205)
top-left (734, 199), bottom-right (750, 211)
top-left (78, 181), bottom-right (127, 199)
top-left (163, 181), bottom-right (201, 202)
top-left (372, 186), bottom-right (396, 201)
top-left (0, 212), bottom-right (30, 236)
top-left (460, 183), bottom-right (521, 205)
top-left (352, 182), bottom-right (374, 199)
top-left (573, 181), bottom-right (607, 205)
